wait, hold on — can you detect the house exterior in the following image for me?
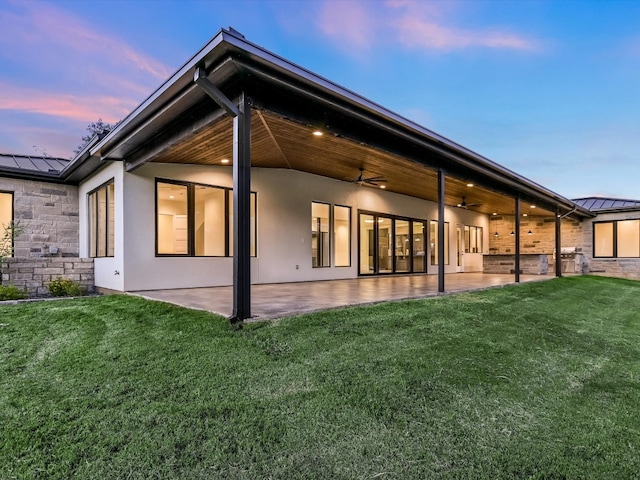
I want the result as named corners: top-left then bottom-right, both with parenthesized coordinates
top-left (1, 28), bottom-right (638, 318)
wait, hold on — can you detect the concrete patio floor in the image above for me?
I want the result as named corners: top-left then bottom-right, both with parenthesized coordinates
top-left (132, 273), bottom-right (552, 321)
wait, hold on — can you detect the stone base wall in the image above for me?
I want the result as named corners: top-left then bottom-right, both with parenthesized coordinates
top-left (483, 254), bottom-right (549, 275)
top-left (1, 257), bottom-right (94, 296)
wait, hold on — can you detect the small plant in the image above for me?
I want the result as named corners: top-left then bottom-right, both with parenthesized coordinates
top-left (0, 284), bottom-right (28, 301)
top-left (0, 221), bottom-right (25, 285)
top-left (48, 277), bottom-right (87, 297)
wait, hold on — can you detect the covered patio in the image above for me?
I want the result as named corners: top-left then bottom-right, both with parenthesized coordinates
top-left (132, 273), bottom-right (551, 320)
top-left (82, 28), bottom-right (592, 322)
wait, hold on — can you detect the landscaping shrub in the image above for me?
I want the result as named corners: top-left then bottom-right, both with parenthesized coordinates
top-left (48, 277), bottom-right (86, 297)
top-left (0, 284), bottom-right (28, 301)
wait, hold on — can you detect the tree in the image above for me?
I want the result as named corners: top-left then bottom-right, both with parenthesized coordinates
top-left (74, 118), bottom-right (118, 155)
top-left (0, 221), bottom-right (24, 285)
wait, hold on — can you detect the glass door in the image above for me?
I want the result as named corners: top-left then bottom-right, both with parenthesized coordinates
top-left (378, 216), bottom-right (392, 273)
top-left (359, 212), bottom-right (429, 275)
top-left (456, 224), bottom-right (464, 272)
top-left (395, 219), bottom-right (410, 273)
top-left (412, 221), bottom-right (426, 272)
top-left (359, 214), bottom-right (375, 274)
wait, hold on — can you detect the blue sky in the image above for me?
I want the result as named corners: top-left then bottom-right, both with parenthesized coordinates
top-left (1, 0), bottom-right (639, 200)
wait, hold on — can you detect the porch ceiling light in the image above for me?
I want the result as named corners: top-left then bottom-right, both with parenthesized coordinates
top-left (466, 183), bottom-right (474, 187)
top-left (531, 205), bottom-right (536, 209)
top-left (221, 158), bottom-right (230, 164)
top-left (380, 185), bottom-right (386, 189)
top-left (494, 231), bottom-right (499, 237)
top-left (510, 231), bottom-right (515, 236)
top-left (312, 130), bottom-right (323, 136)
top-left (523, 213), bottom-right (528, 217)
top-left (528, 230), bottom-right (533, 235)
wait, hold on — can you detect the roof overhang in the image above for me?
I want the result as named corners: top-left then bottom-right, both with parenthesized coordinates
top-left (63, 27), bottom-right (592, 219)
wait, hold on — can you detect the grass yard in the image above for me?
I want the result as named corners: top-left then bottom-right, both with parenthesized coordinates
top-left (1, 275), bottom-right (640, 479)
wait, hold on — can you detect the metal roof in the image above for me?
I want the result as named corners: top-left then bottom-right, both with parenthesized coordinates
top-left (76, 27), bottom-right (591, 218)
top-left (573, 197), bottom-right (640, 212)
top-left (0, 153), bottom-right (70, 179)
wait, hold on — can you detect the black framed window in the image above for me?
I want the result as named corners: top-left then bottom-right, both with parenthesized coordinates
top-left (312, 202), bottom-right (330, 267)
top-left (429, 220), bottom-right (450, 265)
top-left (464, 225), bottom-right (483, 253)
top-left (156, 179), bottom-right (256, 257)
top-left (88, 180), bottom-right (115, 258)
top-left (334, 205), bottom-right (351, 267)
top-left (594, 220), bottom-right (640, 258)
top-left (0, 191), bottom-right (15, 257)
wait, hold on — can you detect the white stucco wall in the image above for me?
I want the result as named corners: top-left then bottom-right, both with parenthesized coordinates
top-left (81, 162), bottom-right (489, 291)
top-left (78, 161), bottom-right (125, 291)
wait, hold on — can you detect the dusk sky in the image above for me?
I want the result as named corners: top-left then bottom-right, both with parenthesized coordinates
top-left (1, 0), bottom-right (639, 200)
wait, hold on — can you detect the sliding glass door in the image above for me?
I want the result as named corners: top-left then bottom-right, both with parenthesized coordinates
top-left (359, 211), bottom-right (427, 275)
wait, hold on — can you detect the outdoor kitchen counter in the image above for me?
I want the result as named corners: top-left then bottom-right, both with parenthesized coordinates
top-left (483, 254), bottom-right (549, 275)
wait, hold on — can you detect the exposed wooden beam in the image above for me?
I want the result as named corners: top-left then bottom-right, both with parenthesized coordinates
top-left (256, 110), bottom-right (292, 169)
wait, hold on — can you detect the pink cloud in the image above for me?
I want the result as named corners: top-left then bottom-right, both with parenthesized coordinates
top-left (315, 0), bottom-right (537, 53)
top-left (0, 2), bottom-right (171, 81)
top-left (394, 16), bottom-right (536, 51)
top-left (317, 1), bottom-right (376, 49)
top-left (0, 83), bottom-right (135, 123)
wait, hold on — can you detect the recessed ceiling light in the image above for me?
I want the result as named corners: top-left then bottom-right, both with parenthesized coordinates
top-left (531, 205), bottom-right (536, 209)
top-left (380, 185), bottom-right (386, 189)
top-left (312, 130), bottom-right (323, 136)
top-left (523, 213), bottom-right (528, 217)
top-left (221, 158), bottom-right (230, 164)
top-left (492, 212), bottom-right (497, 216)
top-left (466, 183), bottom-right (474, 187)
top-left (169, 195), bottom-right (174, 199)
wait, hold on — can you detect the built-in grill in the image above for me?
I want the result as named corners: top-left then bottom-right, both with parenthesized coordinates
top-left (560, 247), bottom-right (583, 273)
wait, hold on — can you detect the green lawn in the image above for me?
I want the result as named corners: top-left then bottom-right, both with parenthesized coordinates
top-left (2, 276), bottom-right (640, 479)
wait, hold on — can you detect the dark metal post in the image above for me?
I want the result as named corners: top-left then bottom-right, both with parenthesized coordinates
top-left (231, 92), bottom-right (251, 323)
top-left (555, 211), bottom-right (562, 277)
top-left (438, 168), bottom-right (445, 292)
top-left (514, 197), bottom-right (521, 283)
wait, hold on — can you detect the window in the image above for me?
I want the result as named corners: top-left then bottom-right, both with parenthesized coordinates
top-left (312, 202), bottom-right (330, 267)
top-left (594, 220), bottom-right (640, 258)
top-left (0, 191), bottom-right (14, 256)
top-left (156, 180), bottom-right (256, 257)
top-left (464, 225), bottom-right (483, 253)
top-left (334, 205), bottom-right (351, 267)
top-left (617, 220), bottom-right (640, 257)
top-left (88, 181), bottom-right (115, 258)
top-left (430, 220), bottom-right (450, 265)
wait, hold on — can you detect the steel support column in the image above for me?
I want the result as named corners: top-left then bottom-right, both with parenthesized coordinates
top-left (514, 197), bottom-right (521, 283)
top-left (231, 92), bottom-right (252, 323)
top-left (438, 168), bottom-right (445, 293)
top-left (555, 211), bottom-right (562, 277)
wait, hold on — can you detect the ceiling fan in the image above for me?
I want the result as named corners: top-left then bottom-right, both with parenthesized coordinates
top-left (454, 196), bottom-right (483, 209)
top-left (350, 168), bottom-right (387, 187)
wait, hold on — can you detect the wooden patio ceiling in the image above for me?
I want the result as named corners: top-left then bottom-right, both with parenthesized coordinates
top-left (148, 109), bottom-right (555, 217)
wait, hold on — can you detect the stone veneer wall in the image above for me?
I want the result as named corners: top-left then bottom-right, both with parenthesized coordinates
top-left (487, 215), bottom-right (585, 272)
top-left (0, 177), bottom-right (79, 257)
top-left (1, 258), bottom-right (94, 296)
